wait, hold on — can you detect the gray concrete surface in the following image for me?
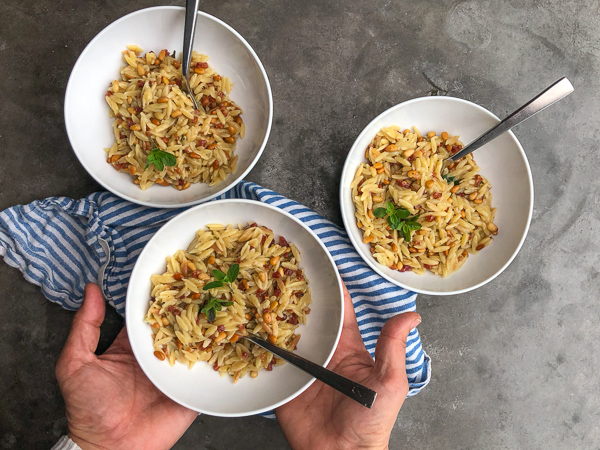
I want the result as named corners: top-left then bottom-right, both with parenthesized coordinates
top-left (1, 0), bottom-right (598, 448)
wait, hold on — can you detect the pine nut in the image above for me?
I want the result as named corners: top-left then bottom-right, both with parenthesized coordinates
top-left (171, 110), bottom-right (183, 118)
top-left (162, 317), bottom-right (170, 326)
top-left (158, 49), bottom-right (166, 61)
top-left (157, 96), bottom-right (168, 103)
top-left (258, 271), bottom-right (266, 282)
top-left (128, 165), bottom-right (137, 176)
top-left (403, 149), bottom-right (415, 158)
top-left (414, 150), bottom-right (423, 157)
top-left (268, 334), bottom-right (277, 344)
top-left (270, 301), bottom-right (279, 310)
top-left (425, 180), bottom-right (434, 189)
top-left (151, 118), bottom-right (160, 126)
top-left (137, 65), bottom-right (146, 76)
top-left (363, 235), bottom-right (374, 243)
top-left (270, 256), bottom-right (280, 266)
top-left (229, 334), bottom-right (240, 343)
top-left (173, 273), bottom-right (183, 281)
top-left (194, 67), bottom-right (205, 74)
top-left (476, 244), bottom-right (485, 251)
top-left (474, 199), bottom-right (483, 204)
top-left (154, 351), bottom-right (165, 361)
top-left (250, 371), bottom-right (258, 378)
top-left (263, 312), bottom-right (272, 324)
top-left (112, 80), bottom-right (120, 92)
top-left (408, 170), bottom-right (419, 179)
top-left (207, 255), bottom-right (216, 265)
top-left (391, 243), bottom-right (399, 252)
top-left (182, 181), bottom-right (191, 190)
top-left (427, 131), bottom-right (436, 138)
top-left (224, 137), bottom-right (236, 144)
top-left (373, 162), bottom-right (383, 169)
top-left (469, 192), bottom-right (478, 200)
top-left (373, 195), bottom-right (384, 203)
top-left (385, 144), bottom-right (398, 152)
top-left (487, 222), bottom-right (498, 232)
top-left (214, 332), bottom-right (227, 343)
top-left (441, 132), bottom-right (449, 140)
top-left (189, 152), bottom-right (201, 159)
top-left (450, 185), bottom-right (460, 193)
top-left (130, 124), bottom-right (141, 131)
top-left (367, 209), bottom-right (374, 219)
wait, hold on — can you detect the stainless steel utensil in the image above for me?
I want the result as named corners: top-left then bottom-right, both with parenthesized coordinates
top-left (448, 77), bottom-right (574, 162)
top-left (244, 335), bottom-right (377, 408)
top-left (181, 0), bottom-right (200, 109)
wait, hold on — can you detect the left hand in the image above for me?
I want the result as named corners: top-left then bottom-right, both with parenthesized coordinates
top-left (55, 284), bottom-right (197, 450)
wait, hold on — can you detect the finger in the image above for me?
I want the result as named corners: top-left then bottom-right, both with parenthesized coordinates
top-left (336, 280), bottom-right (368, 352)
top-left (373, 311), bottom-right (421, 385)
top-left (58, 284), bottom-right (106, 367)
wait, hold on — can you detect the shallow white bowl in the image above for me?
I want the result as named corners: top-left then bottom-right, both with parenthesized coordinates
top-left (65, 7), bottom-right (272, 208)
top-left (126, 199), bottom-right (344, 416)
top-left (340, 97), bottom-right (534, 295)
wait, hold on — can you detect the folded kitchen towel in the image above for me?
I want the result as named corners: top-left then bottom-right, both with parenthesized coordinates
top-left (0, 181), bottom-right (431, 398)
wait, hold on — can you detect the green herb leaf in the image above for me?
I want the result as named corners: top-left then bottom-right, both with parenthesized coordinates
top-left (212, 269), bottom-right (226, 281)
top-left (206, 308), bottom-right (216, 322)
top-left (373, 207), bottom-right (387, 218)
top-left (396, 208), bottom-right (410, 220)
top-left (386, 201), bottom-right (395, 215)
top-left (145, 145), bottom-right (177, 171)
top-left (443, 174), bottom-right (455, 183)
top-left (387, 214), bottom-right (400, 230)
top-left (220, 300), bottom-right (233, 307)
top-left (402, 223), bottom-right (411, 242)
top-left (215, 303), bottom-right (222, 311)
top-left (226, 264), bottom-right (239, 283)
top-left (203, 280), bottom-right (224, 291)
top-left (406, 221), bottom-right (422, 231)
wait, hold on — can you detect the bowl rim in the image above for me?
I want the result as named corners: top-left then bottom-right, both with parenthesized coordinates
top-left (339, 96), bottom-right (534, 296)
top-left (125, 198), bottom-right (345, 416)
top-left (64, 6), bottom-right (273, 208)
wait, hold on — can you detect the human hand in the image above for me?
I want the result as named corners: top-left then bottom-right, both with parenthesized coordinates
top-left (276, 282), bottom-right (421, 450)
top-left (55, 284), bottom-right (197, 450)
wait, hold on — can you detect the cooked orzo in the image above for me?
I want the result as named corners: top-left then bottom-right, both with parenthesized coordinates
top-left (104, 45), bottom-right (245, 190)
top-left (351, 126), bottom-right (498, 277)
top-left (145, 223), bottom-right (312, 383)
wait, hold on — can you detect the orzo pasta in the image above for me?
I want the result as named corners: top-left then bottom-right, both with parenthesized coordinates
top-left (145, 223), bottom-right (312, 383)
top-left (104, 45), bottom-right (245, 190)
top-left (351, 126), bottom-right (498, 277)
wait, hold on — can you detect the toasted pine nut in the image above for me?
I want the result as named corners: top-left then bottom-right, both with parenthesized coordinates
top-left (162, 76), bottom-right (169, 85)
top-left (229, 334), bottom-right (240, 343)
top-left (418, 229), bottom-right (428, 235)
top-left (277, 267), bottom-right (284, 277)
top-left (373, 162), bottom-right (383, 169)
top-left (133, 178), bottom-right (140, 185)
top-left (357, 221), bottom-right (363, 229)
top-left (127, 107), bottom-right (136, 114)
top-left (461, 210), bottom-right (466, 218)
top-left (409, 247), bottom-right (418, 253)
top-left (190, 293), bottom-right (200, 300)
top-left (414, 150), bottom-right (423, 157)
top-left (151, 118), bottom-right (160, 126)
top-left (441, 131), bottom-right (449, 140)
top-left (224, 136), bottom-right (236, 144)
top-left (112, 80), bottom-right (120, 92)
top-left (403, 129), bottom-right (410, 135)
top-left (403, 149), bottom-right (415, 158)
top-left (373, 195), bottom-right (384, 203)
top-left (425, 180), bottom-right (434, 189)
top-left (154, 351), bottom-right (166, 361)
top-left (263, 312), bottom-right (272, 324)
top-left (130, 124), bottom-right (141, 131)
top-left (110, 154), bottom-right (121, 163)
top-left (363, 235), bottom-right (374, 244)
top-left (158, 49), bottom-right (166, 61)
top-left (258, 271), bottom-right (266, 282)
top-left (391, 243), bottom-right (399, 252)
top-left (194, 67), bottom-right (205, 74)
top-left (151, 322), bottom-right (160, 329)
top-left (270, 256), bottom-right (280, 266)
top-left (382, 179), bottom-right (390, 185)
top-left (171, 110), bottom-right (183, 118)
top-left (469, 192), bottom-right (478, 200)
top-left (173, 273), bottom-right (183, 281)
top-left (386, 144), bottom-right (398, 152)
top-left (408, 170), bottom-right (419, 179)
top-left (450, 185), bottom-right (460, 193)
top-left (427, 131), bottom-right (436, 138)
top-left (162, 317), bottom-right (170, 326)
top-left (128, 165), bottom-right (137, 176)
top-left (250, 371), bottom-right (258, 378)
top-left (268, 334), bottom-right (277, 344)
top-left (367, 209), bottom-right (374, 219)
top-left (155, 179), bottom-right (169, 186)
top-left (476, 244), bottom-right (485, 251)
top-left (157, 96), bottom-right (168, 103)
top-left (214, 332), bottom-right (227, 342)
top-left (137, 64), bottom-right (146, 76)
top-left (207, 255), bottom-right (216, 265)
top-left (487, 222), bottom-right (498, 232)
top-left (182, 181), bottom-right (191, 190)
top-left (189, 152), bottom-right (201, 159)
top-left (270, 301), bottom-right (279, 310)
top-left (474, 199), bottom-right (483, 204)
top-left (245, 313), bottom-right (253, 321)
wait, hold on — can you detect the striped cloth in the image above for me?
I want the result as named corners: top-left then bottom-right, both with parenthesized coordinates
top-left (0, 181), bottom-right (430, 397)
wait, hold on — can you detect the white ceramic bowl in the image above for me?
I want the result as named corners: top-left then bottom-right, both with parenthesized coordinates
top-left (340, 97), bottom-right (534, 295)
top-left (126, 199), bottom-right (344, 416)
top-left (65, 7), bottom-right (272, 208)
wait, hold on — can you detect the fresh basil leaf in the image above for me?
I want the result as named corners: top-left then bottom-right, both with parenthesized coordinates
top-left (200, 303), bottom-right (212, 314)
top-left (215, 303), bottom-right (222, 311)
top-left (220, 301), bottom-right (233, 307)
top-left (373, 207), bottom-right (387, 218)
top-left (407, 221), bottom-right (422, 231)
top-left (203, 280), bottom-right (223, 291)
top-left (226, 264), bottom-right (239, 283)
top-left (387, 214), bottom-right (400, 230)
top-left (402, 224), bottom-right (411, 242)
top-left (206, 309), bottom-right (216, 322)
top-left (386, 201), bottom-right (395, 214)
top-left (145, 147), bottom-right (176, 172)
top-left (212, 269), bottom-right (226, 281)
top-left (396, 208), bottom-right (410, 219)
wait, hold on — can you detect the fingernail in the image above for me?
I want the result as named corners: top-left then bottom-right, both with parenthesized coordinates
top-left (410, 316), bottom-right (422, 330)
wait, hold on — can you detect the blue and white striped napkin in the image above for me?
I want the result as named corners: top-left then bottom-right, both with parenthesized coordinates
top-left (0, 181), bottom-right (430, 396)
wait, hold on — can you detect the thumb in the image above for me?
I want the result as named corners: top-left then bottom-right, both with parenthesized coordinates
top-left (57, 284), bottom-right (106, 373)
top-left (374, 311), bottom-right (421, 384)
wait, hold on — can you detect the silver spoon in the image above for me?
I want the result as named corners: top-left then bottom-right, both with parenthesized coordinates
top-left (244, 335), bottom-right (377, 408)
top-left (448, 77), bottom-right (574, 162)
top-left (181, 0), bottom-right (200, 110)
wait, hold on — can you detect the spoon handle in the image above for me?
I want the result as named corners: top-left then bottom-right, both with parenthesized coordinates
top-left (182, 0), bottom-right (200, 82)
top-left (244, 335), bottom-right (377, 408)
top-left (449, 77), bottom-right (574, 162)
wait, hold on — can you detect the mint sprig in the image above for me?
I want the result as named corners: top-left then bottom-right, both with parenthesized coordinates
top-left (373, 201), bottom-right (422, 242)
top-left (145, 142), bottom-right (177, 171)
top-left (202, 264), bottom-right (239, 291)
top-left (200, 297), bottom-right (233, 322)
